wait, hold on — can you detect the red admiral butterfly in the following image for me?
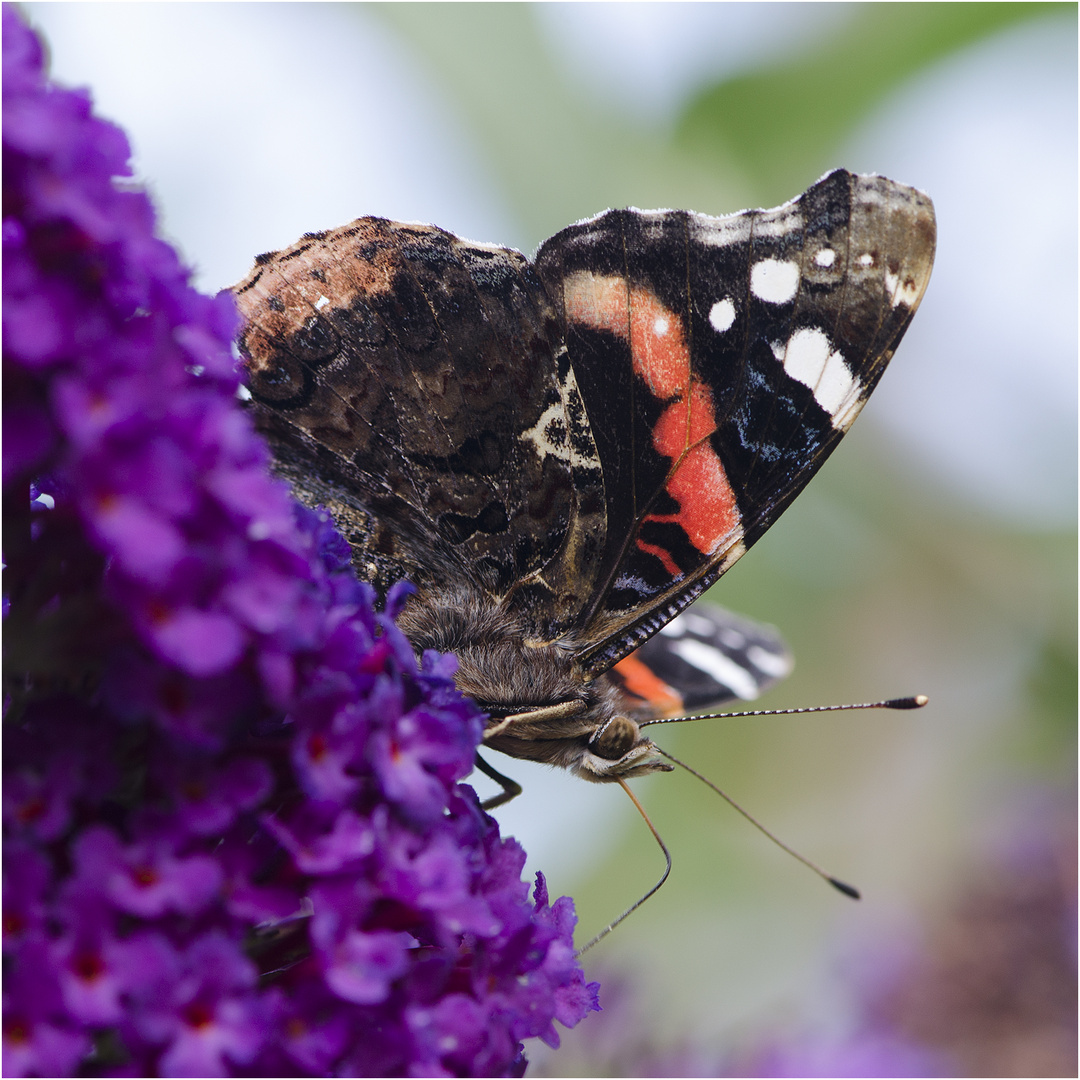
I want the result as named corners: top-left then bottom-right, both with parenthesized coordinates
top-left (234, 169), bottom-right (935, 798)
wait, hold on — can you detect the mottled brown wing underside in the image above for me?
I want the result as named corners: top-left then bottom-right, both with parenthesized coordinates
top-left (233, 219), bottom-right (607, 637)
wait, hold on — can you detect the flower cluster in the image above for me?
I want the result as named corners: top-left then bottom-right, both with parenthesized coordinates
top-left (2, 7), bottom-right (598, 1076)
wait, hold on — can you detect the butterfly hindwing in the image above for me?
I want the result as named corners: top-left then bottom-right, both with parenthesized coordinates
top-left (608, 605), bottom-right (794, 721)
top-left (235, 219), bottom-right (607, 613)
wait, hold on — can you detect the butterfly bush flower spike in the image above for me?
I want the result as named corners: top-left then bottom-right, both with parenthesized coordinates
top-left (1, 8), bottom-right (598, 1077)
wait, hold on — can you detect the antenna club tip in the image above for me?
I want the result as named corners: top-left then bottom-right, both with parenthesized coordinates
top-left (829, 877), bottom-right (861, 900)
top-left (885, 694), bottom-right (929, 710)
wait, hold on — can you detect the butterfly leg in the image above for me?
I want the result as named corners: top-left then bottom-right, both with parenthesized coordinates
top-left (474, 753), bottom-right (523, 810)
top-left (482, 699), bottom-right (588, 742)
top-left (482, 716), bottom-right (513, 740)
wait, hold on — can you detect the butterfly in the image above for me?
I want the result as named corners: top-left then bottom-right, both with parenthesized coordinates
top-left (233, 169), bottom-right (935, 797)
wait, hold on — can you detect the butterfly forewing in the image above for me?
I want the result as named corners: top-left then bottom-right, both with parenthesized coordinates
top-left (534, 171), bottom-right (935, 673)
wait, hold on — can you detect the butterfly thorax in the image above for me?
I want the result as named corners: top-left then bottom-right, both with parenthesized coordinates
top-left (397, 586), bottom-right (672, 782)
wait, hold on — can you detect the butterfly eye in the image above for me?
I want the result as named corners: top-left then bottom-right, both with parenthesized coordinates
top-left (590, 716), bottom-right (638, 760)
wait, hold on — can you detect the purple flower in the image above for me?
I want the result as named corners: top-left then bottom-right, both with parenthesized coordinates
top-left (49, 889), bottom-right (129, 1026)
top-left (748, 1032), bottom-right (951, 1078)
top-left (124, 932), bottom-right (263, 1077)
top-left (263, 801), bottom-right (376, 875)
top-left (68, 824), bottom-right (224, 919)
top-left (2, 844), bottom-right (52, 944)
top-left (258, 982), bottom-right (354, 1074)
top-left (3, 937), bottom-right (91, 1079)
top-left (153, 753), bottom-right (273, 837)
top-left (2, 7), bottom-right (598, 1076)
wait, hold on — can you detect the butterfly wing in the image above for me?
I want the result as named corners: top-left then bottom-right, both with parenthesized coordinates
top-left (234, 219), bottom-right (607, 607)
top-left (608, 604), bottom-right (794, 721)
top-left (533, 170), bottom-right (935, 674)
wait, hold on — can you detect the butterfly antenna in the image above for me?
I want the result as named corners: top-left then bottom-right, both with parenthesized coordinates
top-left (576, 779), bottom-right (671, 956)
top-left (656, 745), bottom-right (861, 899)
top-left (640, 695), bottom-right (927, 729)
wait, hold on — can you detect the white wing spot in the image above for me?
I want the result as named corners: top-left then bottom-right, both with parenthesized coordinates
top-left (831, 394), bottom-right (864, 433)
top-left (814, 248), bottom-right (836, 268)
top-left (682, 612), bottom-right (718, 637)
top-left (315, 294), bottom-right (330, 310)
top-left (708, 298), bottom-right (736, 333)
top-left (688, 214), bottom-right (754, 248)
top-left (671, 639), bottom-right (761, 700)
top-left (858, 253), bottom-right (874, 267)
top-left (746, 644), bottom-right (794, 679)
top-left (771, 327), bottom-right (861, 428)
top-left (653, 315), bottom-right (670, 336)
top-left (750, 258), bottom-right (799, 304)
top-left (519, 403), bottom-right (570, 462)
top-left (885, 268), bottom-right (921, 309)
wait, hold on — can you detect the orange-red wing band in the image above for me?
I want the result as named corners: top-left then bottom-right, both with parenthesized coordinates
top-left (564, 274), bottom-right (741, 572)
top-left (612, 653), bottom-right (685, 717)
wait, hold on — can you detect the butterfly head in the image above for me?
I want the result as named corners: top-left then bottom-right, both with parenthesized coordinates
top-left (576, 714), bottom-right (673, 782)
top-left (479, 699), bottom-right (673, 782)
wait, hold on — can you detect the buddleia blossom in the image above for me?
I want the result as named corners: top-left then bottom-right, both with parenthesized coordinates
top-left (1, 7), bottom-right (598, 1076)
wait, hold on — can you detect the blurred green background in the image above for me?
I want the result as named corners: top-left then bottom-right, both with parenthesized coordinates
top-left (22, 3), bottom-right (1076, 1074)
